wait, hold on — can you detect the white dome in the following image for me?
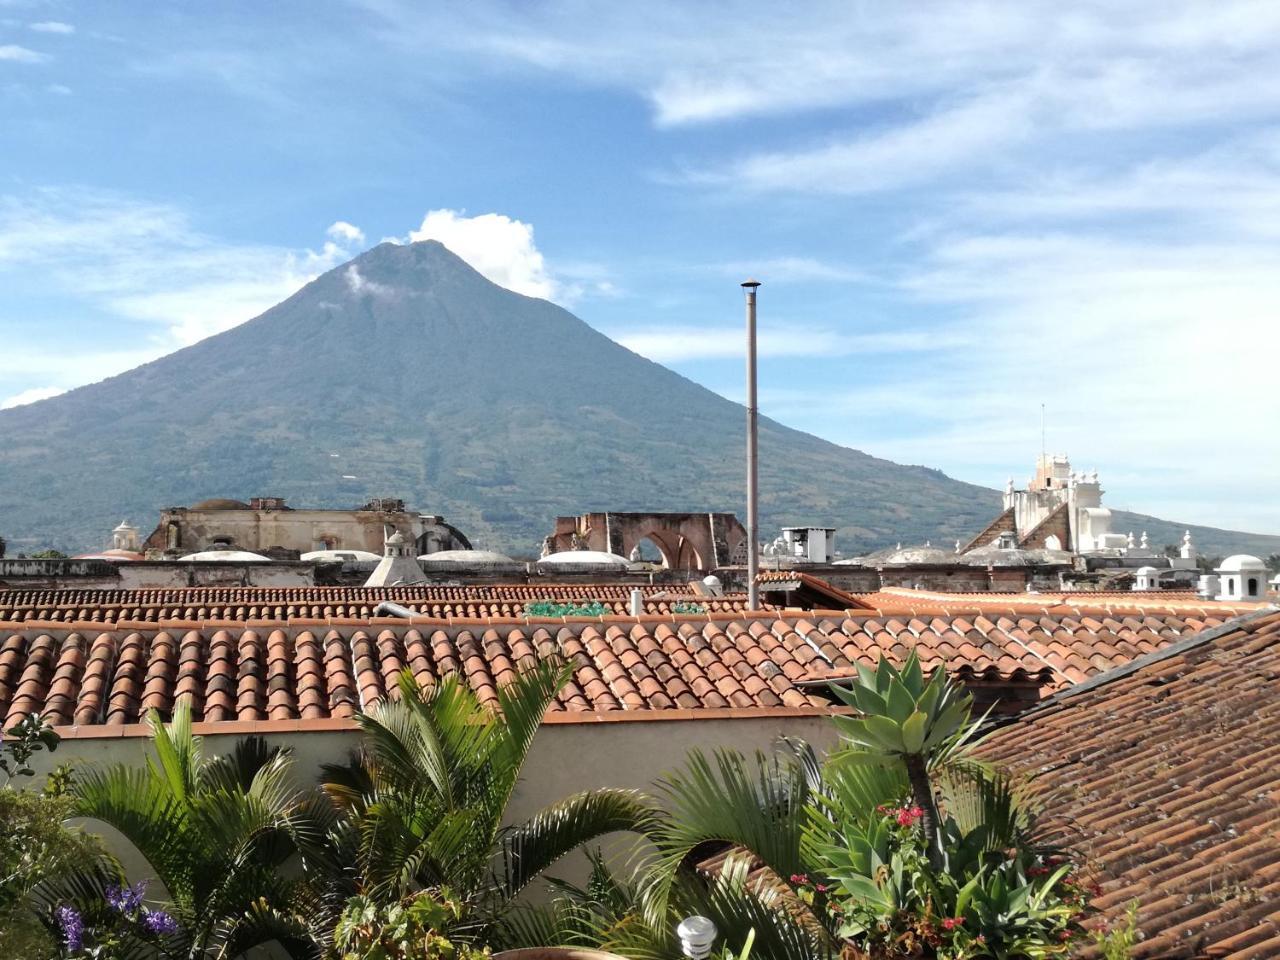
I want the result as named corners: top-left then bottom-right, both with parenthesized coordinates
top-left (1134, 565), bottom-right (1160, 576)
top-left (178, 549), bottom-right (272, 562)
top-left (1216, 554), bottom-right (1266, 573)
top-left (702, 574), bottom-right (722, 589)
top-left (301, 549), bottom-right (381, 563)
top-left (536, 550), bottom-right (631, 570)
top-left (419, 549), bottom-right (520, 570)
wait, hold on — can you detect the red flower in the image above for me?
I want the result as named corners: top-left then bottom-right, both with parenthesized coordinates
top-left (975, 934), bottom-right (986, 944)
top-left (941, 917), bottom-right (964, 931)
top-left (1028, 865), bottom-right (1051, 877)
top-left (815, 883), bottom-right (828, 893)
top-left (789, 874), bottom-right (809, 886)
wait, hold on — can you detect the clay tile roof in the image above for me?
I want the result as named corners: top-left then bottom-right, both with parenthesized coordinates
top-left (978, 607), bottom-right (1280, 959)
top-left (0, 583), bottom-right (759, 626)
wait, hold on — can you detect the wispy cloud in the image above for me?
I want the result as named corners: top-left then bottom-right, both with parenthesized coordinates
top-left (0, 385), bottom-right (65, 409)
top-left (613, 324), bottom-right (957, 362)
top-left (29, 20), bottom-right (73, 34)
top-left (0, 43), bottom-right (47, 62)
top-left (0, 189), bottom-right (370, 397)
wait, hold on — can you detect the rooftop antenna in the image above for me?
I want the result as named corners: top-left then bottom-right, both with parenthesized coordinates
top-left (742, 278), bottom-right (761, 611)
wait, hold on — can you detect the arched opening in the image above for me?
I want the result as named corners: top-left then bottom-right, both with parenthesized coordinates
top-left (631, 536), bottom-right (668, 566)
top-left (1247, 577), bottom-right (1259, 596)
top-left (628, 529), bottom-right (705, 571)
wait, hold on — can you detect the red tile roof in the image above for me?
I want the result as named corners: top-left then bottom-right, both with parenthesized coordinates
top-left (0, 601), bottom-right (1240, 733)
top-left (979, 607), bottom-right (1280, 959)
top-left (850, 586), bottom-right (1266, 618)
top-left (0, 584), bottom-right (752, 624)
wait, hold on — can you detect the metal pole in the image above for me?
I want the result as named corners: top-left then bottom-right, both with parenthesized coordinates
top-left (742, 279), bottom-right (761, 610)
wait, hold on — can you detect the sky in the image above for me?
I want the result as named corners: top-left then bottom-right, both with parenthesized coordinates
top-left (1, 1), bottom-right (1278, 534)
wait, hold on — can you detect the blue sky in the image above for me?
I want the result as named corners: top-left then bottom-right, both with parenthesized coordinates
top-left (1, 1), bottom-right (1278, 533)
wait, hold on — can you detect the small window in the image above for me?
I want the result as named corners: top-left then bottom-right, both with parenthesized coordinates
top-left (1248, 577), bottom-right (1259, 595)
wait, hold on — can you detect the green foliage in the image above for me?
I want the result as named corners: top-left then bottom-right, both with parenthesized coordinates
top-left (68, 703), bottom-right (327, 959)
top-left (523, 600), bottom-right (610, 617)
top-left (334, 888), bottom-right (491, 960)
top-left (321, 662), bottom-right (654, 935)
top-left (1092, 901), bottom-right (1141, 960)
top-left (28, 549), bottom-right (69, 559)
top-left (671, 602), bottom-right (707, 614)
top-left (1, 713), bottom-right (61, 785)
top-left (827, 653), bottom-right (982, 867)
top-left (0, 789), bottom-right (104, 959)
top-left (546, 654), bottom-right (1092, 960)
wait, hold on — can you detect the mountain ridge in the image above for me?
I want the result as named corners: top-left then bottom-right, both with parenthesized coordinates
top-left (2, 240), bottom-right (1276, 560)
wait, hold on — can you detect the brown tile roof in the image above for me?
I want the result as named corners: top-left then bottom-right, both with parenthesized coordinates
top-left (850, 586), bottom-right (1266, 618)
top-left (0, 584), bottom-right (753, 624)
top-left (0, 602), bottom-right (1240, 733)
top-left (978, 607), bottom-right (1280, 960)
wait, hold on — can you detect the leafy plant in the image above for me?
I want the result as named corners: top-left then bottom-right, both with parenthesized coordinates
top-left (320, 661), bottom-right (654, 938)
top-left (334, 888), bottom-right (490, 960)
top-left (0, 789), bottom-right (104, 960)
top-left (671, 602), bottom-right (706, 614)
top-left (67, 704), bottom-right (327, 959)
top-left (827, 654), bottom-right (980, 867)
top-left (1, 713), bottom-right (61, 785)
top-left (523, 601), bottom-right (611, 617)
top-left (1092, 901), bottom-right (1140, 960)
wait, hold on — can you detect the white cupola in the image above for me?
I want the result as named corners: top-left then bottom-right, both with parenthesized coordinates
top-left (1214, 555), bottom-right (1267, 601)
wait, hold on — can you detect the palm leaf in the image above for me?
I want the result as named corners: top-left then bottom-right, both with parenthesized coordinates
top-left (498, 789), bottom-right (657, 900)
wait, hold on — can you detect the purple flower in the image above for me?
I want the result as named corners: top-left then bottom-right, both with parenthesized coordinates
top-left (141, 909), bottom-right (179, 936)
top-left (106, 880), bottom-right (148, 915)
top-left (56, 904), bottom-right (84, 952)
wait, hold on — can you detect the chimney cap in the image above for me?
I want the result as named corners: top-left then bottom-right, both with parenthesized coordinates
top-left (740, 278), bottom-right (761, 288)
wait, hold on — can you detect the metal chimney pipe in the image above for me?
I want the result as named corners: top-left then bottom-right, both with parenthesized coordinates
top-left (742, 279), bottom-right (761, 611)
top-left (629, 588), bottom-right (644, 617)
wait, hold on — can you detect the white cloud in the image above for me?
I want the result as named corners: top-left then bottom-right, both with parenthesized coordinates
top-left (0, 386), bottom-right (65, 409)
top-left (343, 263), bottom-right (394, 298)
top-left (0, 43), bottom-right (47, 62)
top-left (711, 257), bottom-right (866, 283)
top-left (0, 188), bottom-right (369, 357)
top-left (29, 20), bottom-right (73, 34)
top-left (46, 82), bottom-right (70, 94)
top-left (614, 325), bottom-right (956, 362)
top-left (327, 220), bottom-right (365, 244)
top-left (406, 208), bottom-right (557, 299)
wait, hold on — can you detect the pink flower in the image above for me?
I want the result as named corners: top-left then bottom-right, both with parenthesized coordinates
top-left (941, 917), bottom-right (964, 931)
top-left (789, 874), bottom-right (809, 886)
top-left (815, 883), bottom-right (828, 893)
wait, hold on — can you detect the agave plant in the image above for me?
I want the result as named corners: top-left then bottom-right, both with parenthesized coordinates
top-left (320, 660), bottom-right (655, 938)
top-left (68, 703), bottom-right (327, 958)
top-left (827, 653), bottom-right (979, 866)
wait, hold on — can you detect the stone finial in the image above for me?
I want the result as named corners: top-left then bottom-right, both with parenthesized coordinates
top-left (1090, 468), bottom-right (1099, 482)
top-left (955, 540), bottom-right (961, 553)
top-left (1140, 531), bottom-right (1149, 550)
top-left (1005, 477), bottom-right (1015, 494)
top-left (1126, 531), bottom-right (1136, 549)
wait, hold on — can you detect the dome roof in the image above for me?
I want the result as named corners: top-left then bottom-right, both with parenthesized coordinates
top-left (536, 550), bottom-right (631, 570)
top-left (963, 544), bottom-right (1073, 567)
top-left (386, 531), bottom-right (407, 545)
top-left (300, 549), bottom-right (382, 563)
top-left (880, 544), bottom-right (961, 565)
top-left (177, 549), bottom-right (271, 562)
top-left (1216, 554), bottom-right (1266, 572)
top-left (73, 549), bottom-right (144, 562)
top-left (191, 498), bottom-right (251, 511)
top-left (419, 549), bottom-right (519, 568)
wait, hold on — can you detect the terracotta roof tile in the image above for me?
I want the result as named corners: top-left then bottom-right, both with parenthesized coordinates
top-left (979, 608), bottom-right (1280, 959)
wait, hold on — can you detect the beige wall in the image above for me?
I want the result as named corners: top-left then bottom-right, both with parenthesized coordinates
top-left (33, 713), bottom-right (841, 893)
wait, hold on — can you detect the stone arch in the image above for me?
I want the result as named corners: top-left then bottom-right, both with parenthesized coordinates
top-left (626, 526), bottom-right (704, 570)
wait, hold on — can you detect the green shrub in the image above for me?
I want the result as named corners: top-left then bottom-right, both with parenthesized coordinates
top-left (523, 600), bottom-right (610, 617)
top-left (334, 888), bottom-right (491, 960)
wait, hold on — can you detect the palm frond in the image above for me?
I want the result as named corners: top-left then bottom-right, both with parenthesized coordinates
top-left (644, 748), bottom-right (809, 925)
top-left (498, 789), bottom-right (657, 900)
